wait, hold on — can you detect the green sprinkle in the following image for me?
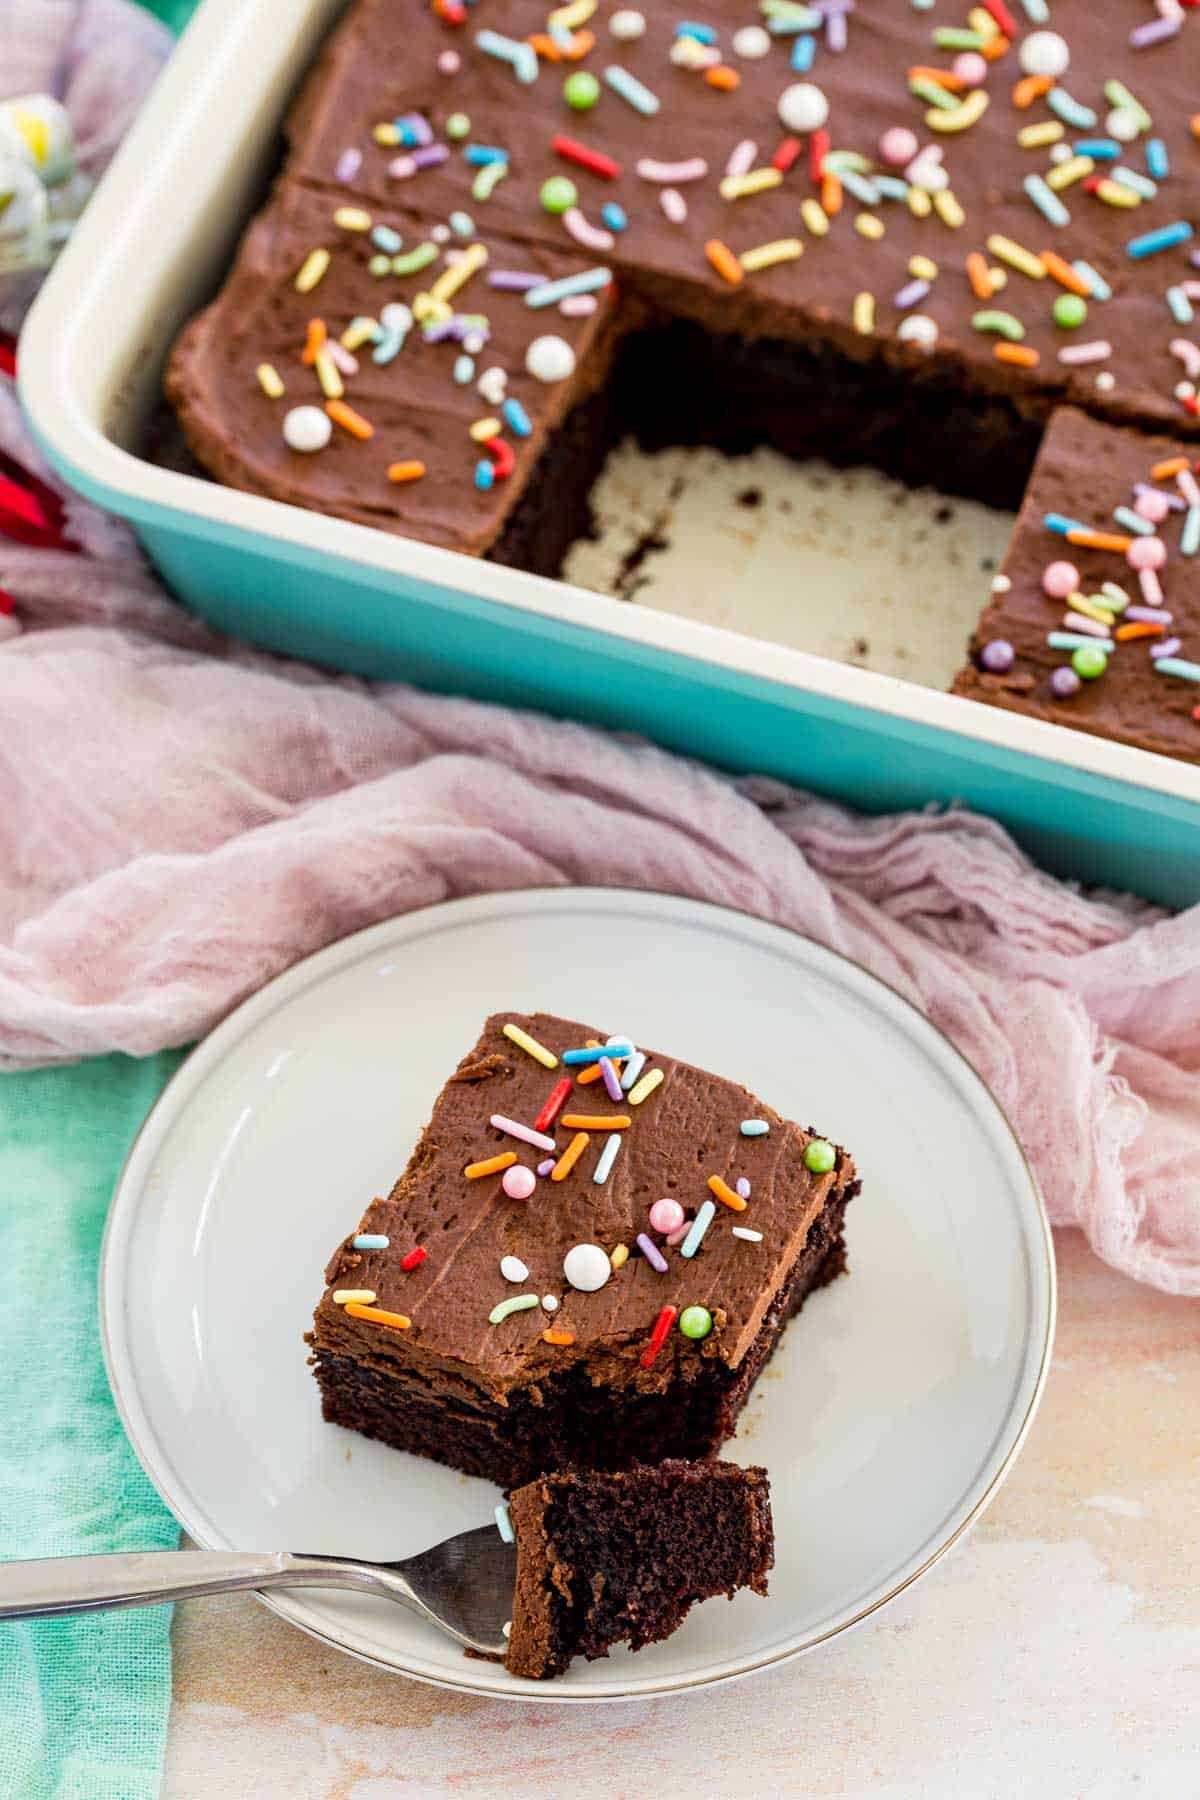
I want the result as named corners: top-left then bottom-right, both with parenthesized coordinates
top-left (1072, 645), bottom-right (1108, 680)
top-left (564, 70), bottom-right (600, 111)
top-left (391, 243), bottom-right (437, 276)
top-left (446, 112), bottom-right (471, 141)
top-left (932, 26), bottom-right (986, 47)
top-left (972, 309), bottom-right (1026, 341)
top-left (367, 253), bottom-right (391, 277)
top-left (804, 1140), bottom-right (836, 1174)
top-left (489, 1293), bottom-right (539, 1325)
top-left (472, 160), bottom-right (508, 203)
top-left (540, 175), bottom-right (578, 216)
top-left (911, 78), bottom-right (960, 111)
top-left (1103, 80), bottom-right (1150, 132)
top-left (679, 1306), bottom-right (714, 1341)
top-left (1052, 294), bottom-right (1087, 329)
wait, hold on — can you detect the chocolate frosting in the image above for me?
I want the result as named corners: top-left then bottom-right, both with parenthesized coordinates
top-left (311, 1011), bottom-right (851, 1398)
top-left (954, 407), bottom-right (1200, 762)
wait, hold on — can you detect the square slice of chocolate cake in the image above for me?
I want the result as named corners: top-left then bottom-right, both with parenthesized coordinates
top-left (307, 1011), bottom-right (858, 1488)
top-left (504, 1459), bottom-right (774, 1680)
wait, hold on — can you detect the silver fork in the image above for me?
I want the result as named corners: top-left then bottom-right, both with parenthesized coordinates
top-left (0, 1526), bottom-right (517, 1657)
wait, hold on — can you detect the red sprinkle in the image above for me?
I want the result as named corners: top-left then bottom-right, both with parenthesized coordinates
top-left (809, 128), bottom-right (830, 182)
top-left (400, 1246), bottom-right (428, 1272)
top-left (0, 587), bottom-right (14, 616)
top-left (640, 1304), bottom-right (678, 1369)
top-left (551, 134), bottom-right (621, 180)
top-left (981, 0), bottom-right (1017, 33)
top-left (484, 436), bottom-right (516, 480)
top-left (0, 335), bottom-right (16, 380)
top-left (772, 136), bottom-right (801, 173)
top-left (534, 1077), bottom-right (573, 1134)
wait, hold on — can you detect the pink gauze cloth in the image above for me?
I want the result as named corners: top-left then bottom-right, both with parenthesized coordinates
top-left (2, 4), bottom-right (1199, 1299)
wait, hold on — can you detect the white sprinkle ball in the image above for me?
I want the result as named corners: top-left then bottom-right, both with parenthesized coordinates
top-left (777, 82), bottom-right (829, 134)
top-left (1095, 371), bottom-right (1116, 392)
top-left (897, 314), bottom-right (939, 349)
top-left (282, 405), bottom-right (331, 453)
top-left (477, 366), bottom-right (507, 405)
top-left (431, 223), bottom-right (450, 244)
top-left (1048, 142), bottom-right (1072, 165)
top-left (463, 330), bottom-right (485, 355)
top-left (610, 8), bottom-right (645, 40)
top-left (731, 25), bottom-right (771, 59)
top-left (1106, 108), bottom-right (1140, 143)
top-left (526, 334), bottom-right (576, 382)
top-left (500, 1255), bottom-right (530, 1283)
top-left (1018, 30), bottom-right (1070, 79)
top-left (563, 1243), bottom-right (611, 1293)
top-left (1174, 380), bottom-right (1195, 401)
top-left (992, 573), bottom-right (1013, 594)
top-left (541, 1294), bottom-right (559, 1313)
top-left (437, 50), bottom-right (461, 75)
top-left (380, 302), bottom-right (412, 333)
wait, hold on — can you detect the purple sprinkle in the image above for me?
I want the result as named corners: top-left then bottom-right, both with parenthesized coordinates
top-left (422, 320), bottom-right (457, 343)
top-left (636, 1233), bottom-right (669, 1274)
top-left (411, 144), bottom-right (449, 171)
top-left (599, 1056), bottom-right (623, 1103)
top-left (537, 1158), bottom-right (555, 1177)
top-left (1050, 666), bottom-right (1082, 698)
top-left (826, 8), bottom-right (848, 49)
top-left (397, 112), bottom-right (434, 147)
top-left (488, 270), bottom-right (542, 290)
top-left (1126, 605), bottom-right (1173, 624)
top-left (1151, 637), bottom-right (1182, 659)
top-left (893, 279), bottom-right (930, 310)
top-left (736, 1177), bottom-right (751, 1200)
top-left (336, 147), bottom-right (363, 183)
top-left (1129, 16), bottom-right (1179, 45)
top-left (981, 638), bottom-right (1015, 673)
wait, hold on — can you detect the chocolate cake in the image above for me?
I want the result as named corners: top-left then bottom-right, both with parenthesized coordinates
top-left (307, 1010), bottom-right (857, 1487)
top-left (166, 0), bottom-right (1200, 758)
top-left (504, 1458), bottom-right (773, 1678)
top-left (954, 407), bottom-right (1200, 759)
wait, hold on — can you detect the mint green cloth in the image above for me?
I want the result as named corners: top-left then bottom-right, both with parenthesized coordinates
top-left (0, 1054), bottom-right (185, 1800)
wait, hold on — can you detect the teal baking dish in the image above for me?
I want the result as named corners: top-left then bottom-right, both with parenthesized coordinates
top-left (18, 0), bottom-right (1200, 906)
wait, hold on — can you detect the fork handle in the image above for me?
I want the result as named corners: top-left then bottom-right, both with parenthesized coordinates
top-left (0, 1549), bottom-right (403, 1620)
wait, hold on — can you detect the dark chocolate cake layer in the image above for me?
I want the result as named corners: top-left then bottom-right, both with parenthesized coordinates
top-left (505, 1458), bottom-right (773, 1679)
top-left (307, 1011), bottom-right (857, 1485)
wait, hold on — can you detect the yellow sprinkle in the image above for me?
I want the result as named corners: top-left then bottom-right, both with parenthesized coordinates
top-left (707, 1174), bottom-right (748, 1214)
top-left (610, 1244), bottom-right (630, 1270)
top-left (502, 1022), bottom-right (558, 1069)
top-left (989, 267), bottom-right (1008, 290)
top-left (344, 1302), bottom-right (410, 1331)
top-left (255, 362), bottom-right (284, 399)
top-left (373, 122), bottom-right (400, 146)
top-left (1096, 179), bottom-right (1140, 209)
top-left (340, 318), bottom-right (378, 351)
top-left (909, 254), bottom-right (938, 281)
top-left (627, 1067), bottom-right (664, 1107)
top-left (934, 189), bottom-right (965, 229)
top-left (1017, 120), bottom-right (1064, 149)
top-left (739, 237), bottom-right (803, 272)
top-left (908, 186), bottom-right (932, 218)
top-left (852, 291), bottom-right (876, 335)
top-left (927, 90), bottom-right (989, 134)
top-left (333, 207), bottom-right (372, 231)
top-left (429, 241), bottom-right (489, 305)
top-left (294, 248), bottom-right (331, 294)
top-left (470, 416), bottom-right (502, 442)
top-left (332, 1289), bottom-right (377, 1305)
top-left (967, 5), bottom-right (998, 36)
top-left (13, 107), bottom-right (50, 166)
top-left (561, 1113), bottom-right (630, 1130)
top-left (1071, 594), bottom-right (1119, 626)
top-left (551, 1132), bottom-right (590, 1182)
top-left (313, 346), bottom-right (343, 400)
top-left (412, 293), bottom-right (452, 323)
top-left (718, 167), bottom-right (783, 201)
top-left (986, 234), bottom-right (1045, 279)
top-left (800, 198), bottom-right (829, 237)
top-left (855, 214), bottom-right (884, 241)
top-left (464, 1151), bottom-right (518, 1180)
top-left (1046, 155), bottom-right (1093, 192)
top-left (549, 0), bottom-right (594, 28)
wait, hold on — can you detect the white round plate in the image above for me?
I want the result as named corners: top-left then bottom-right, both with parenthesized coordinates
top-left (102, 889), bottom-right (1055, 1700)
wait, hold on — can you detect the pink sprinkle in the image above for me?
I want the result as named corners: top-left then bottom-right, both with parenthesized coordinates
top-left (953, 51), bottom-right (988, 87)
top-left (502, 1164), bottom-right (537, 1200)
top-left (1134, 490), bottom-right (1170, 524)
top-left (637, 157), bottom-right (708, 183)
top-left (1151, 636), bottom-right (1182, 659)
top-left (1127, 536), bottom-right (1167, 573)
top-left (1042, 560), bottom-right (1079, 599)
top-left (599, 1056), bottom-right (623, 1102)
top-left (879, 127), bottom-right (918, 167)
top-left (438, 49), bottom-right (461, 74)
top-left (490, 1113), bottom-right (557, 1153)
top-left (563, 207), bottom-right (615, 253)
top-left (736, 1177), bottom-right (751, 1200)
top-left (325, 341), bottom-right (359, 376)
top-left (559, 294), bottom-right (599, 316)
top-left (537, 1159), bottom-right (555, 1177)
top-left (636, 1233), bottom-right (669, 1273)
top-left (725, 138), bottom-right (758, 179)
top-left (648, 1198), bottom-right (685, 1234)
top-left (336, 148), bottom-right (363, 183)
top-left (1178, 469), bottom-right (1200, 509)
top-left (660, 188), bottom-right (687, 225)
top-left (1138, 567), bottom-right (1164, 606)
top-left (1057, 340), bottom-right (1113, 366)
top-left (1063, 611), bottom-right (1114, 638)
top-left (666, 1220), bottom-right (692, 1248)
top-left (1170, 338), bottom-right (1200, 378)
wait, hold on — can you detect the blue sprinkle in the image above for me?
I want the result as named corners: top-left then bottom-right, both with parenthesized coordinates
top-left (453, 354), bottom-right (475, 385)
top-left (1154, 657), bottom-right (1200, 683)
top-left (602, 202), bottom-right (628, 233)
top-left (604, 64), bottom-right (660, 117)
top-left (352, 1234), bottom-right (389, 1250)
top-left (1167, 287), bottom-right (1194, 326)
top-left (875, 175), bottom-right (910, 201)
top-left (680, 1200), bottom-right (717, 1260)
top-left (619, 1050), bottom-right (647, 1091)
top-left (675, 19), bottom-right (717, 41)
top-left (494, 1503), bottom-right (514, 1544)
top-left (475, 29), bottom-right (539, 84)
top-left (563, 1038), bottom-right (634, 1065)
top-left (1112, 506), bottom-right (1155, 537)
top-left (1048, 632), bottom-right (1114, 653)
top-left (1024, 173), bottom-right (1070, 229)
top-left (740, 1120), bottom-right (770, 1138)
top-left (1182, 507), bottom-right (1200, 558)
top-left (370, 225), bottom-right (403, 253)
top-left (474, 459), bottom-right (495, 491)
top-left (1112, 167), bottom-right (1157, 201)
top-left (840, 171), bottom-right (881, 207)
top-left (1073, 140), bottom-right (1119, 161)
top-left (1044, 512), bottom-right (1086, 536)
top-left (1047, 89), bottom-right (1097, 129)
top-left (449, 210), bottom-right (475, 238)
top-left (1020, 0), bottom-right (1048, 16)
top-left (1128, 221), bottom-right (1193, 260)
top-left (464, 144), bottom-right (508, 166)
top-left (791, 34), bottom-right (816, 70)
top-left (503, 397), bottom-right (532, 438)
top-left (1146, 138), bottom-right (1168, 180)
top-left (1072, 261), bottom-right (1111, 301)
top-left (371, 330), bottom-right (404, 365)
top-left (593, 1133), bottom-right (622, 1185)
